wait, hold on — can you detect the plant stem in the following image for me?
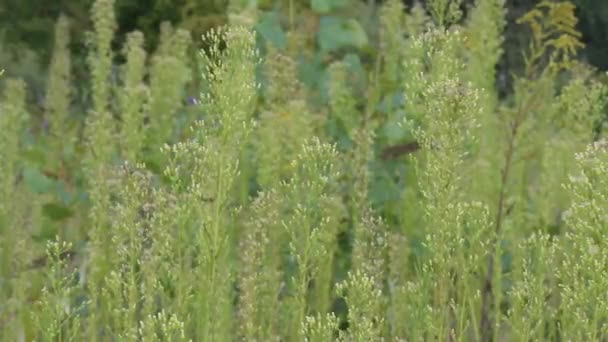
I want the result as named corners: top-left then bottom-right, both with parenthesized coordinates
top-left (480, 85), bottom-right (542, 341)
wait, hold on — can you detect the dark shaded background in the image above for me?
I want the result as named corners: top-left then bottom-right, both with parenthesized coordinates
top-left (1, 0), bottom-right (607, 66)
top-left (0, 0), bottom-right (606, 113)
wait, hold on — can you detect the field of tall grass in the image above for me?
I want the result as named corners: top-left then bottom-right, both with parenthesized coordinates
top-left (1, 0), bottom-right (607, 340)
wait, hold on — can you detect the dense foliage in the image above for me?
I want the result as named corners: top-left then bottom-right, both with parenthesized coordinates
top-left (1, 0), bottom-right (607, 341)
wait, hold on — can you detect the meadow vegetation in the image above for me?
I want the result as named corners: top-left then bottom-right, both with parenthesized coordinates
top-left (1, 0), bottom-right (607, 341)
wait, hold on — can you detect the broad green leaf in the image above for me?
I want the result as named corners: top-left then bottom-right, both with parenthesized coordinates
top-left (377, 91), bottom-right (406, 114)
top-left (42, 202), bottom-right (74, 221)
top-left (255, 12), bottom-right (286, 49)
top-left (318, 17), bottom-right (368, 53)
top-left (32, 221), bottom-right (59, 242)
top-left (342, 53), bottom-right (366, 87)
top-left (22, 166), bottom-right (55, 194)
top-left (55, 181), bottom-right (74, 204)
top-left (298, 54), bottom-right (325, 88)
top-left (298, 53), bottom-right (332, 106)
top-left (22, 144), bottom-right (48, 166)
top-left (383, 114), bottom-right (407, 143)
top-left (311, 0), bottom-right (347, 14)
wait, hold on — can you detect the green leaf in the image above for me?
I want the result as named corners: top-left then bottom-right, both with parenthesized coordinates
top-left (298, 54), bottom-right (325, 88)
top-left (22, 145), bottom-right (48, 166)
top-left (342, 53), bottom-right (366, 85)
top-left (42, 202), bottom-right (74, 221)
top-left (311, 0), bottom-right (347, 14)
top-left (22, 166), bottom-right (55, 194)
top-left (383, 115), bottom-right (407, 143)
top-left (32, 222), bottom-right (58, 242)
top-left (298, 53), bottom-right (332, 105)
top-left (55, 181), bottom-right (74, 204)
top-left (377, 91), bottom-right (406, 114)
top-left (318, 17), bottom-right (368, 53)
top-left (255, 12), bottom-right (286, 49)
top-left (379, 92), bottom-right (408, 143)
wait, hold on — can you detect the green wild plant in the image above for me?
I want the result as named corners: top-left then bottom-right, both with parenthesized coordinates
top-left (0, 0), bottom-right (607, 341)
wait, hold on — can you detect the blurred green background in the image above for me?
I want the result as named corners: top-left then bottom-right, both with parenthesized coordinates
top-left (1, 0), bottom-right (606, 228)
top-left (1, 0), bottom-right (607, 80)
